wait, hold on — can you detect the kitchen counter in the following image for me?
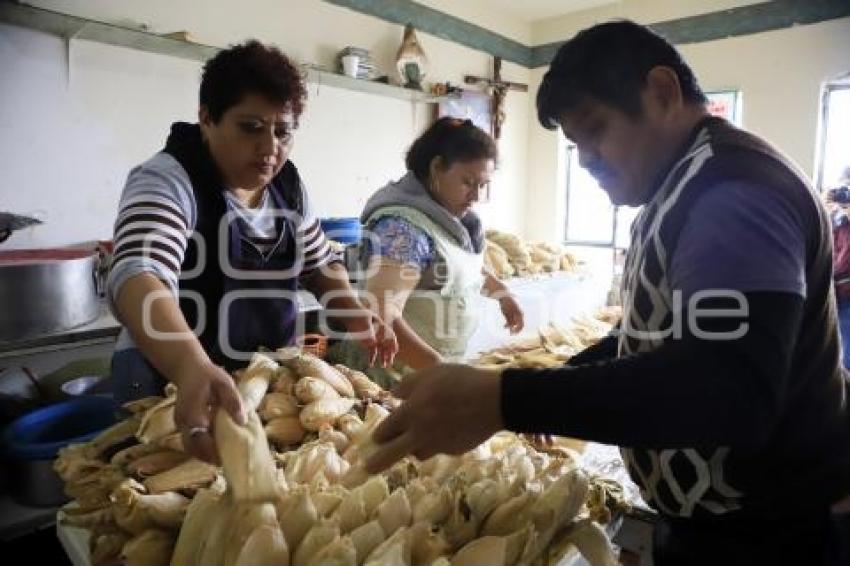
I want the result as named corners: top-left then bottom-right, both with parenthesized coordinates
top-left (0, 495), bottom-right (59, 541)
top-left (0, 302), bottom-right (120, 358)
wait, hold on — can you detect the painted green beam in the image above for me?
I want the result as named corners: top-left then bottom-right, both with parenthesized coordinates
top-left (324, 0), bottom-right (850, 70)
top-left (322, 0), bottom-right (532, 67)
top-left (532, 0), bottom-right (850, 67)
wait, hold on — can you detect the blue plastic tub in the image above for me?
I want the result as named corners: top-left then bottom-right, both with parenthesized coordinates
top-left (2, 396), bottom-right (118, 506)
top-left (320, 217), bottom-right (362, 245)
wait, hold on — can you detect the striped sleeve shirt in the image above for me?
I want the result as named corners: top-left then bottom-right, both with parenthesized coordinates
top-left (107, 152), bottom-right (338, 334)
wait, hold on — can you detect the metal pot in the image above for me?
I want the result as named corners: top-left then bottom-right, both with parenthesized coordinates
top-left (2, 396), bottom-right (118, 507)
top-left (0, 249), bottom-right (100, 342)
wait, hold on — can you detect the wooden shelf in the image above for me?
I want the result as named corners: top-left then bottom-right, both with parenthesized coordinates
top-left (0, 2), bottom-right (448, 104)
top-left (303, 66), bottom-right (446, 103)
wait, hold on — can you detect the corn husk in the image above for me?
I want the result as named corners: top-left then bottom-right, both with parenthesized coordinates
top-left (143, 459), bottom-right (217, 494)
top-left (350, 520), bottom-right (386, 563)
top-left (259, 392), bottom-right (300, 421)
top-left (120, 529), bottom-right (175, 566)
top-left (91, 531), bottom-right (130, 566)
top-left (541, 518), bottom-right (616, 566)
top-left (122, 396), bottom-right (163, 414)
top-left (338, 414), bottom-right (364, 439)
top-left (377, 488), bottom-right (412, 537)
top-left (335, 364), bottom-right (384, 401)
top-left (234, 524), bottom-right (290, 566)
top-left (111, 479), bottom-right (189, 534)
top-left (310, 534), bottom-right (358, 566)
top-left (89, 414), bottom-right (143, 456)
top-left (293, 519), bottom-right (340, 566)
top-left (221, 502), bottom-right (279, 566)
top-left (215, 409), bottom-right (280, 502)
top-left (313, 487), bottom-right (346, 517)
top-left (319, 425), bottom-right (351, 453)
top-left (126, 450), bottom-right (189, 478)
top-left (276, 486), bottom-right (318, 549)
top-left (409, 521), bottom-right (450, 564)
top-left (290, 353), bottom-right (355, 397)
top-left (266, 416), bottom-right (307, 447)
top-left (110, 442), bottom-right (167, 467)
top-left (451, 536), bottom-right (507, 566)
top-left (300, 398), bottom-right (357, 431)
top-left (237, 352), bottom-right (278, 411)
top-left (363, 526), bottom-right (411, 565)
top-left (295, 376), bottom-right (341, 403)
top-left (171, 479), bottom-right (227, 566)
top-left (136, 397), bottom-right (176, 444)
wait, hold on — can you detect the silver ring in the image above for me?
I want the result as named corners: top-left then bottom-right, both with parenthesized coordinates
top-left (187, 426), bottom-right (209, 437)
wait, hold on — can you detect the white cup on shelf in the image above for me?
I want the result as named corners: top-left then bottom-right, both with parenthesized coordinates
top-left (341, 54), bottom-right (360, 78)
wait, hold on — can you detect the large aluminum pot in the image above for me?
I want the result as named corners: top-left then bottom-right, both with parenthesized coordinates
top-left (0, 249), bottom-right (100, 342)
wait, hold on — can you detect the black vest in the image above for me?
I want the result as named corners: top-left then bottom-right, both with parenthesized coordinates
top-left (162, 122), bottom-right (304, 370)
top-left (620, 117), bottom-right (847, 518)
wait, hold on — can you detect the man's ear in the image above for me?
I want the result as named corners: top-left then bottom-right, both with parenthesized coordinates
top-left (198, 105), bottom-right (211, 127)
top-left (645, 66), bottom-right (684, 113)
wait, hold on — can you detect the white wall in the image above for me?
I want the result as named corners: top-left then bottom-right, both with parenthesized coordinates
top-left (524, 15), bottom-right (850, 242)
top-left (1, 0), bottom-right (530, 249)
top-left (0, 23), bottom-right (200, 249)
top-left (416, 0), bottom-right (532, 44)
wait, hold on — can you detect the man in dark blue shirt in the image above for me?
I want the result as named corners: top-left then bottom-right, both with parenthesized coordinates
top-left (366, 21), bottom-right (849, 565)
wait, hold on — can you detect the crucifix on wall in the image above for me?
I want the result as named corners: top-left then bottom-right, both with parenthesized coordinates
top-left (464, 56), bottom-right (528, 140)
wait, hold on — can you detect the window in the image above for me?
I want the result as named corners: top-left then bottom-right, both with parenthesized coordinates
top-left (563, 144), bottom-right (640, 249)
top-left (706, 90), bottom-right (742, 126)
top-left (816, 78), bottom-right (850, 190)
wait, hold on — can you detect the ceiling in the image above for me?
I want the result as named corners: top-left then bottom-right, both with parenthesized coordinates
top-left (486, 0), bottom-right (621, 23)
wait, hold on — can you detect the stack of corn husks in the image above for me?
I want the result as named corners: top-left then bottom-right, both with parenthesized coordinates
top-left (474, 309), bottom-right (619, 370)
top-left (484, 230), bottom-right (579, 279)
top-left (55, 349), bottom-right (626, 566)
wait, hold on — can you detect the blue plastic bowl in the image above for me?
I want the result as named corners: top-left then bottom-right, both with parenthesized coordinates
top-left (3, 396), bottom-right (118, 460)
top-left (320, 217), bottom-right (362, 245)
top-left (2, 396), bottom-right (118, 506)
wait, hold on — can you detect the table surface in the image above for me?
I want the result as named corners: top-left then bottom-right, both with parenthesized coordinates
top-left (53, 442), bottom-right (644, 566)
top-left (0, 494), bottom-right (60, 541)
top-left (55, 517), bottom-right (592, 566)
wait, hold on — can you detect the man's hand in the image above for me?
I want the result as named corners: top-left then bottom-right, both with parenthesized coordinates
top-left (345, 311), bottom-right (399, 368)
top-left (365, 364), bottom-right (504, 473)
top-left (499, 294), bottom-right (525, 334)
top-left (172, 360), bottom-right (246, 464)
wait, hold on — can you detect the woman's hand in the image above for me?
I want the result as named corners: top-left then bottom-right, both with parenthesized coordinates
top-left (499, 294), bottom-right (525, 334)
top-left (482, 269), bottom-right (524, 334)
top-left (172, 360), bottom-right (246, 464)
top-left (345, 311), bottom-right (399, 368)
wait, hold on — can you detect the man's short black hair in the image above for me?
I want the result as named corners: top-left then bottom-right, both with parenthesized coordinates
top-left (537, 20), bottom-right (707, 129)
top-left (200, 40), bottom-right (306, 124)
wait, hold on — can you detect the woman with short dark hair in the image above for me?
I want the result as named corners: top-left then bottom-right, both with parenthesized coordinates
top-left (108, 40), bottom-right (396, 462)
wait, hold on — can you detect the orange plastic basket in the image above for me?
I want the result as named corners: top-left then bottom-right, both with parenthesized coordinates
top-left (296, 333), bottom-right (328, 358)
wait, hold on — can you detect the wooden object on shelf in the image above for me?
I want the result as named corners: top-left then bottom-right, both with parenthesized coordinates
top-left (160, 30), bottom-right (198, 43)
